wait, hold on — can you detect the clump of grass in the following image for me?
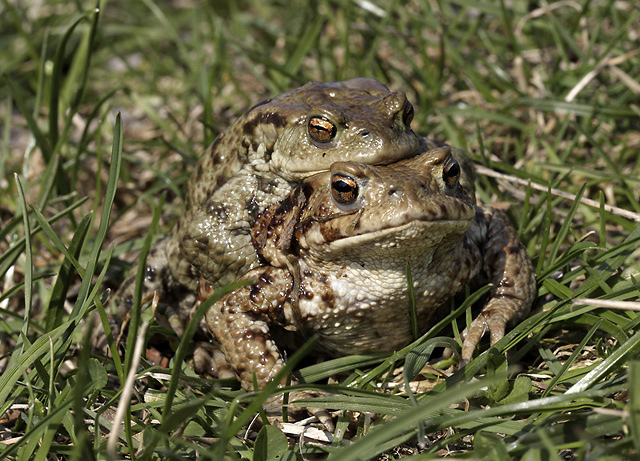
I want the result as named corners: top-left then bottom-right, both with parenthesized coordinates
top-left (1, 0), bottom-right (639, 459)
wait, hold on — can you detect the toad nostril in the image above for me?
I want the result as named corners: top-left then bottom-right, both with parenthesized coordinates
top-left (402, 102), bottom-right (414, 126)
top-left (361, 131), bottom-right (370, 138)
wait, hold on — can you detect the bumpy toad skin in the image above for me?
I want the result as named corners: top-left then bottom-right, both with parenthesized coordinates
top-left (205, 147), bottom-right (536, 390)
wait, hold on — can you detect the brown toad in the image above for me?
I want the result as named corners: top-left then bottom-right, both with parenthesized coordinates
top-left (115, 79), bottom-right (421, 330)
top-left (205, 146), bottom-right (536, 390)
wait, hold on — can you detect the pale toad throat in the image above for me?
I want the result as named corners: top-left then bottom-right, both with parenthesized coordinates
top-left (295, 237), bottom-right (465, 354)
top-left (294, 222), bottom-right (475, 355)
top-left (302, 219), bottom-right (473, 263)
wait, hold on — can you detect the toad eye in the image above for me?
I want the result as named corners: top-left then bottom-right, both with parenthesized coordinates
top-left (309, 116), bottom-right (337, 143)
top-left (402, 102), bottom-right (414, 126)
top-left (331, 174), bottom-right (359, 204)
top-left (443, 157), bottom-right (461, 189)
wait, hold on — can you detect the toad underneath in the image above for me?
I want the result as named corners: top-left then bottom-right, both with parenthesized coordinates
top-left (204, 146), bottom-right (536, 390)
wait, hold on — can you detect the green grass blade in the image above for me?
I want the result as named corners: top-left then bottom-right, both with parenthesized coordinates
top-left (29, 206), bottom-right (86, 277)
top-left (629, 361), bottom-right (640, 452)
top-left (66, 4), bottom-right (100, 112)
top-left (326, 378), bottom-right (490, 460)
top-left (14, 175), bottom-right (33, 351)
top-left (567, 329), bottom-right (640, 394)
top-left (45, 213), bottom-right (92, 331)
top-left (548, 183), bottom-right (586, 263)
top-left (72, 87), bottom-right (119, 186)
top-left (70, 112), bottom-right (122, 318)
top-left (47, 13), bottom-right (88, 153)
top-left (0, 320), bottom-right (73, 410)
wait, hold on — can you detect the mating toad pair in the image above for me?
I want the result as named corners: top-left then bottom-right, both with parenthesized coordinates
top-left (114, 78), bottom-right (536, 391)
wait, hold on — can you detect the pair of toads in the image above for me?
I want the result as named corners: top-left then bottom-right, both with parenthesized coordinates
top-left (114, 78), bottom-right (536, 391)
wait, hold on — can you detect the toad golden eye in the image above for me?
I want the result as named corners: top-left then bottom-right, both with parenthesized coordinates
top-left (331, 174), bottom-right (359, 204)
top-left (402, 102), bottom-right (414, 126)
top-left (309, 116), bottom-right (337, 143)
top-left (443, 157), bottom-right (461, 188)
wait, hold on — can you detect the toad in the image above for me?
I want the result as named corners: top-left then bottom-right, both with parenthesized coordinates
top-left (205, 146), bottom-right (536, 390)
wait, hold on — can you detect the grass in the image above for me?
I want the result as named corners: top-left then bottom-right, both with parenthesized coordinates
top-left (1, 0), bottom-right (639, 458)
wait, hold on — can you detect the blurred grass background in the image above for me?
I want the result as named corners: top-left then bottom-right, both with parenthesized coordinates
top-left (1, 0), bottom-right (639, 458)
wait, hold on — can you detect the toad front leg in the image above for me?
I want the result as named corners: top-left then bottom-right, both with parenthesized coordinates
top-left (204, 266), bottom-right (295, 390)
top-left (461, 206), bottom-right (537, 363)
